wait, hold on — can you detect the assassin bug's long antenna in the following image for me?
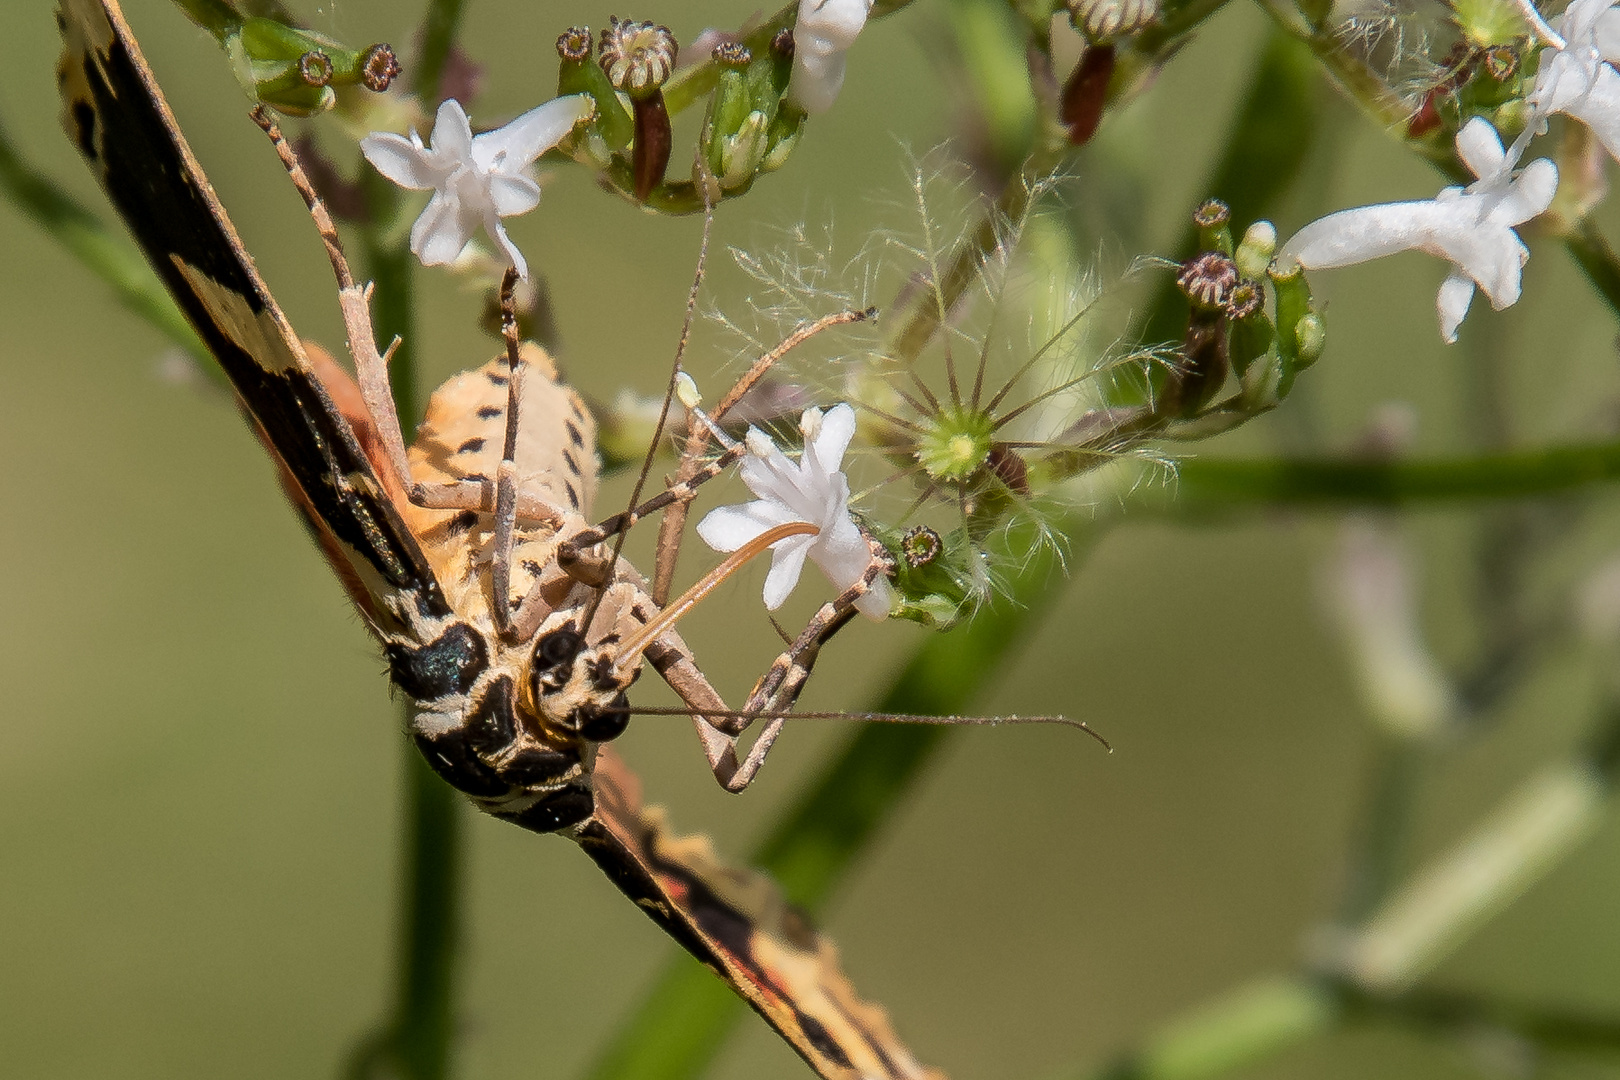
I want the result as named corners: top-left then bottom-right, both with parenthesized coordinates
top-left (606, 705), bottom-right (1114, 751)
top-left (576, 171), bottom-right (716, 638)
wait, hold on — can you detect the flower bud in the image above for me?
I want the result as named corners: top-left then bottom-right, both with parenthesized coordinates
top-left (1177, 251), bottom-right (1239, 312)
top-left (556, 26), bottom-right (633, 150)
top-left (1193, 199), bottom-right (1233, 256)
top-left (230, 17), bottom-right (396, 116)
top-left (1294, 312), bottom-right (1326, 366)
top-left (1066, 0), bottom-right (1160, 40)
top-left (1234, 220), bottom-right (1276, 278)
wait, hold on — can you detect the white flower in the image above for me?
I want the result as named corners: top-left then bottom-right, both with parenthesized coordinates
top-left (788, 0), bottom-right (875, 115)
top-left (1279, 118), bottom-right (1557, 343)
top-left (1527, 0), bottom-right (1620, 162)
top-left (697, 404), bottom-right (893, 619)
top-left (360, 95), bottom-right (592, 278)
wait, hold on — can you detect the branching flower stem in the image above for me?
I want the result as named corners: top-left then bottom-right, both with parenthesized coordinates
top-left (1251, 0), bottom-right (1620, 317)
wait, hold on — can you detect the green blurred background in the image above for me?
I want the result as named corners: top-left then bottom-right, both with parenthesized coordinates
top-left (5, 0), bottom-right (1620, 1077)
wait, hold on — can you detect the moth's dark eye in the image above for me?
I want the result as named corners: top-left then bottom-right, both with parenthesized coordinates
top-left (532, 628), bottom-right (583, 675)
top-left (575, 692), bottom-right (631, 743)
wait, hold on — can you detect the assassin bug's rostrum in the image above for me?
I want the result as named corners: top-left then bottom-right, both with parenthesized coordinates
top-left (56, 1), bottom-right (955, 1075)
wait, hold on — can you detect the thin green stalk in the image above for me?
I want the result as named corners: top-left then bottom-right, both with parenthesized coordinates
top-left (348, 4), bottom-right (469, 1079)
top-left (0, 114), bottom-right (209, 368)
top-left (1136, 28), bottom-right (1324, 349)
top-left (1171, 440), bottom-right (1620, 505)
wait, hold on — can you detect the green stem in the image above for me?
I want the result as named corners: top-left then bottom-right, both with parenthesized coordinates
top-left (347, 3), bottom-right (469, 1078)
top-left (0, 114), bottom-right (210, 368)
top-left (583, 521), bottom-right (1096, 1080)
top-left (1171, 440), bottom-right (1620, 505)
top-left (412, 0), bottom-right (467, 107)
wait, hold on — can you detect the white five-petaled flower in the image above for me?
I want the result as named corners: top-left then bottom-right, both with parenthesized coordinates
top-left (1279, 117), bottom-right (1557, 343)
top-left (1526, 0), bottom-right (1620, 162)
top-left (788, 0), bottom-right (875, 115)
top-left (697, 404), bottom-right (893, 619)
top-left (360, 95), bottom-right (592, 278)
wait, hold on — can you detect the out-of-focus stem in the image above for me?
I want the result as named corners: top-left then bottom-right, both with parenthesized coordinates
top-left (583, 519), bottom-right (1100, 1080)
top-left (0, 115), bottom-right (210, 368)
top-left (350, 3), bottom-right (467, 1079)
top-left (1170, 440), bottom-right (1620, 504)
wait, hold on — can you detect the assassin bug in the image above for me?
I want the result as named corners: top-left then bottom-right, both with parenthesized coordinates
top-left (56, 1), bottom-right (956, 1075)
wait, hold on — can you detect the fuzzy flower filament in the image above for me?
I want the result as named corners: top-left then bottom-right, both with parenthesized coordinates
top-left (697, 404), bottom-right (893, 619)
top-left (360, 95), bottom-right (592, 278)
top-left (1280, 117), bottom-right (1556, 343)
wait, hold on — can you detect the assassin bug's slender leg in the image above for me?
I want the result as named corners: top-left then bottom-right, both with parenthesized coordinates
top-left (251, 108), bottom-right (569, 534)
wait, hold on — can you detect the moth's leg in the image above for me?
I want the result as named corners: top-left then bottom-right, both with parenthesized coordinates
top-left (253, 108), bottom-right (417, 492)
top-left (490, 268), bottom-right (528, 640)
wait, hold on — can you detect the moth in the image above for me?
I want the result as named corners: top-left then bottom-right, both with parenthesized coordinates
top-left (57, 1), bottom-right (939, 1077)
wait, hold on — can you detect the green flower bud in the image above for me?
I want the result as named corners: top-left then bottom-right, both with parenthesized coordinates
top-left (556, 26), bottom-right (634, 149)
top-left (1193, 198), bottom-right (1233, 256)
top-left (1294, 312), bottom-right (1326, 367)
top-left (228, 17), bottom-right (394, 116)
top-left (1234, 220), bottom-right (1276, 279)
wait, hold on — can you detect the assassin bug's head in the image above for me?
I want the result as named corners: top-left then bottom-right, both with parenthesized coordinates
top-left (527, 622), bottom-right (635, 743)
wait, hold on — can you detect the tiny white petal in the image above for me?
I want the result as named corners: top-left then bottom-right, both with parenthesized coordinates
top-left (697, 502), bottom-right (779, 552)
top-left (359, 131), bottom-right (438, 190)
top-left (432, 99), bottom-right (475, 161)
top-left (808, 402), bottom-right (857, 470)
top-left (472, 94), bottom-right (592, 174)
top-left (1437, 272), bottom-right (1476, 343)
top-left (762, 539), bottom-right (815, 610)
top-left (410, 192), bottom-right (470, 266)
top-left (487, 173), bottom-right (542, 217)
top-left (1455, 116), bottom-right (1507, 181)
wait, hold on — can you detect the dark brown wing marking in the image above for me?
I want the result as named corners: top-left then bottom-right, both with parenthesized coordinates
top-left (582, 750), bottom-right (947, 1080)
top-left (57, 0), bottom-right (450, 634)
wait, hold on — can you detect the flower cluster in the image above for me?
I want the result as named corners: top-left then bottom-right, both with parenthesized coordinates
top-left (1280, 0), bottom-right (1620, 341)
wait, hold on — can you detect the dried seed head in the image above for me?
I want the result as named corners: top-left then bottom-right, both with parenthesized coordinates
top-left (299, 50), bottom-right (333, 87)
top-left (1192, 198), bottom-right (1230, 229)
top-left (1067, 0), bottom-right (1159, 40)
top-left (713, 40), bottom-right (752, 67)
top-left (599, 18), bottom-right (677, 94)
top-left (556, 26), bottom-right (592, 63)
top-left (1177, 251), bottom-right (1240, 310)
top-left (1483, 45), bottom-right (1518, 81)
top-left (1224, 278), bottom-right (1264, 320)
top-left (772, 28), bottom-right (795, 58)
top-left (902, 526), bottom-right (943, 568)
top-left (361, 44), bottom-right (401, 91)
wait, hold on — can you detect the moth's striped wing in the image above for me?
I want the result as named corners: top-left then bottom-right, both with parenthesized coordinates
top-left (57, 0), bottom-right (451, 636)
top-left (585, 751), bottom-right (948, 1080)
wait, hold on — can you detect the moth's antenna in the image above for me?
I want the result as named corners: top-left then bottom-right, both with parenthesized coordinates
top-left (579, 166), bottom-right (715, 635)
top-left (607, 705), bottom-right (1114, 752)
top-left (610, 520), bottom-right (818, 675)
